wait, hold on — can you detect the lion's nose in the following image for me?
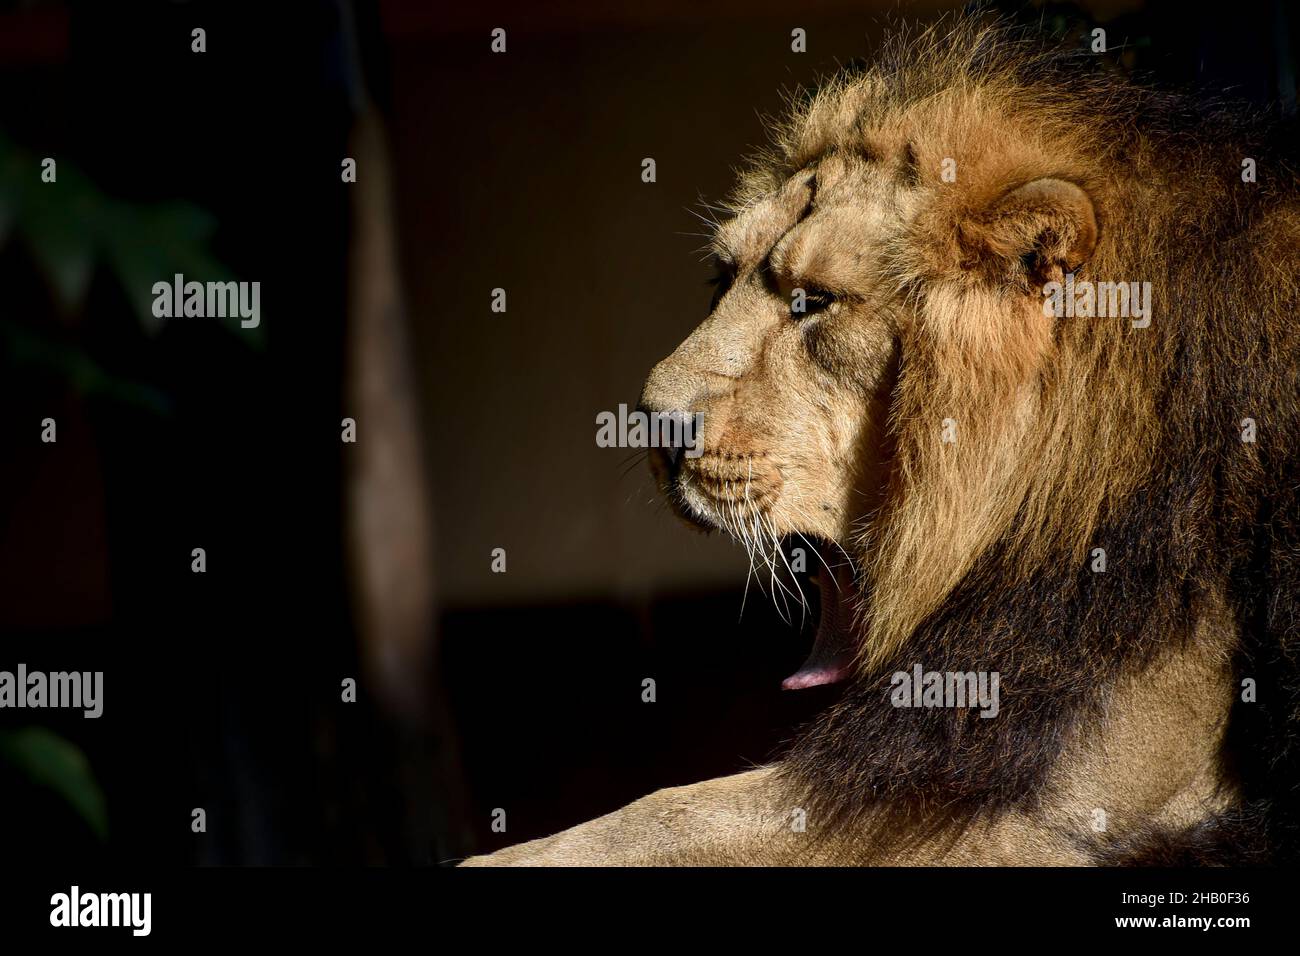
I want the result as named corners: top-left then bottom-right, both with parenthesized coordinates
top-left (636, 404), bottom-right (696, 478)
top-left (659, 410), bottom-right (696, 470)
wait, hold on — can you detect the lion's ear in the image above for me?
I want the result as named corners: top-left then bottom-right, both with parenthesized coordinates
top-left (958, 178), bottom-right (1097, 284)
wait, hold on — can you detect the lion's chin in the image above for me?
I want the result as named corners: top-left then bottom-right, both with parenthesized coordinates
top-left (782, 552), bottom-right (858, 691)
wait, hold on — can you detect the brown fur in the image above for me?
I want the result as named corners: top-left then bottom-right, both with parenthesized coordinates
top-left (465, 16), bottom-right (1300, 866)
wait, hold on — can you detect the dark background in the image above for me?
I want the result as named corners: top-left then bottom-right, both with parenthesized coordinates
top-left (1, 0), bottom-right (1296, 865)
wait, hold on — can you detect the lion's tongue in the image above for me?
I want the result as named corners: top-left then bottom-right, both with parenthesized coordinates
top-left (782, 563), bottom-right (857, 690)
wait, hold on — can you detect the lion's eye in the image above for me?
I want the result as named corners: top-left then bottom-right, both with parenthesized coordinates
top-left (790, 287), bottom-right (837, 318)
top-left (705, 269), bottom-right (734, 313)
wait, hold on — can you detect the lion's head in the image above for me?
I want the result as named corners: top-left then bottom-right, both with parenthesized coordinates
top-left (640, 21), bottom-right (1142, 690)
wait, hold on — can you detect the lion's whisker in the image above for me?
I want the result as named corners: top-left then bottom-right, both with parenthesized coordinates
top-left (769, 516), bottom-right (809, 629)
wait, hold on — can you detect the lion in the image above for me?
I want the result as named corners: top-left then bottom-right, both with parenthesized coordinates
top-left (464, 17), bottom-right (1300, 866)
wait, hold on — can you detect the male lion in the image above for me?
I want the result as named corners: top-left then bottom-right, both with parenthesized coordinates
top-left (466, 18), bottom-right (1300, 866)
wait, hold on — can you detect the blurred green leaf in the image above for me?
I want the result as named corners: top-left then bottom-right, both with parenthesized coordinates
top-left (0, 727), bottom-right (108, 842)
top-left (0, 130), bottom-right (260, 346)
top-left (0, 320), bottom-right (173, 415)
top-left (22, 164), bottom-right (98, 310)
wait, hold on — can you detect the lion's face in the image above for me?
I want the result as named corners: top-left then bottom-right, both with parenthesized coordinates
top-left (641, 73), bottom-right (1106, 688)
top-left (641, 152), bottom-right (907, 686)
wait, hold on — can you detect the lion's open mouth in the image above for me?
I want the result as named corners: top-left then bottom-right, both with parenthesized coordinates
top-left (779, 537), bottom-right (859, 691)
top-left (658, 458), bottom-right (861, 689)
